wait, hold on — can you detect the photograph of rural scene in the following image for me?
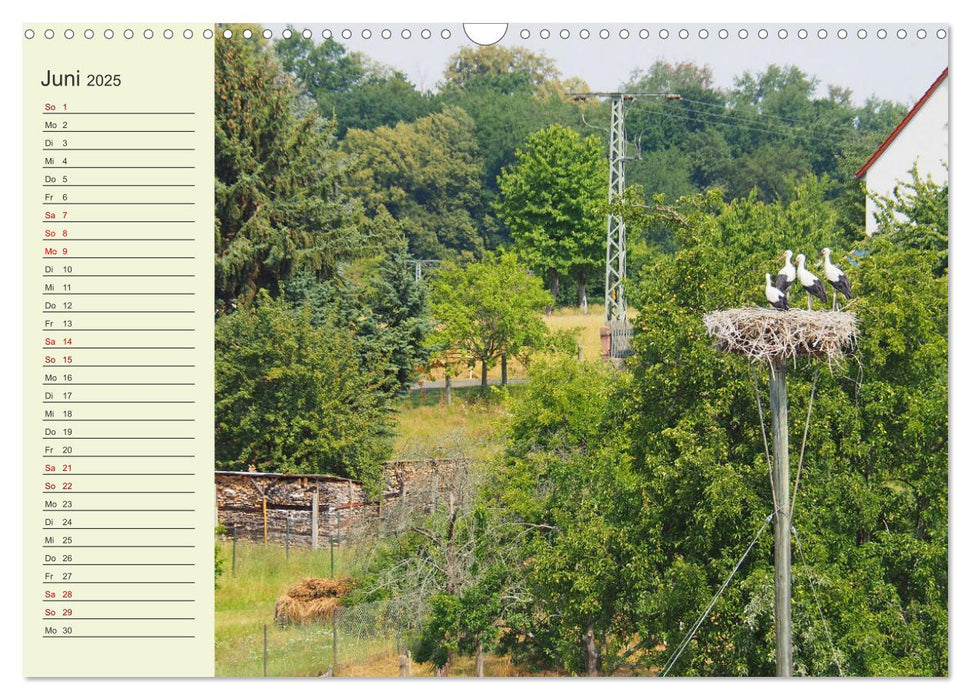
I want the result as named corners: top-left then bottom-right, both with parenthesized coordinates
top-left (212, 23), bottom-right (948, 677)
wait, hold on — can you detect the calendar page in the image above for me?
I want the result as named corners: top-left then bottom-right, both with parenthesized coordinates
top-left (20, 16), bottom-right (950, 681)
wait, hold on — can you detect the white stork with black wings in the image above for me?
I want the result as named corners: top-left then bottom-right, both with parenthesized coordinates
top-left (822, 247), bottom-right (852, 308)
top-left (775, 249), bottom-right (796, 294)
top-left (764, 273), bottom-right (789, 311)
top-left (796, 253), bottom-right (828, 310)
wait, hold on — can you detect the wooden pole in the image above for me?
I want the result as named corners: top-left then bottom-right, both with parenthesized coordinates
top-left (311, 489), bottom-right (319, 551)
top-left (769, 358), bottom-right (792, 677)
top-left (263, 623), bottom-right (268, 677)
top-left (262, 496), bottom-right (268, 545)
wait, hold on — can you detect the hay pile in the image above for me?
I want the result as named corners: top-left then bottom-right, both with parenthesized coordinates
top-left (273, 577), bottom-right (355, 626)
top-left (703, 307), bottom-right (857, 363)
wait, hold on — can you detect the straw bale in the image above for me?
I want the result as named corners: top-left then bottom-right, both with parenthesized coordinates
top-left (702, 307), bottom-right (857, 363)
top-left (274, 596), bottom-right (341, 626)
top-left (274, 576), bottom-right (356, 626)
top-left (285, 577), bottom-right (355, 601)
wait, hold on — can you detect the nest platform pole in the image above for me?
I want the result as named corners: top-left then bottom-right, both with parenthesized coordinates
top-left (769, 358), bottom-right (792, 677)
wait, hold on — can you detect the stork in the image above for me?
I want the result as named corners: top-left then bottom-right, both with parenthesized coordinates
top-left (795, 253), bottom-right (827, 310)
top-left (822, 247), bottom-right (852, 309)
top-left (764, 273), bottom-right (789, 311)
top-left (775, 249), bottom-right (796, 294)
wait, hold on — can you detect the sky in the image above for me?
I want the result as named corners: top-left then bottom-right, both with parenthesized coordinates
top-left (267, 22), bottom-right (949, 109)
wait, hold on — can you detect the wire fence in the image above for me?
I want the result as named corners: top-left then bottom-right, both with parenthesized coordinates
top-left (218, 601), bottom-right (418, 678)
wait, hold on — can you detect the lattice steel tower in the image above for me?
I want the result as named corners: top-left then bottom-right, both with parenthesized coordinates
top-left (605, 94), bottom-right (634, 323)
top-left (571, 92), bottom-right (680, 326)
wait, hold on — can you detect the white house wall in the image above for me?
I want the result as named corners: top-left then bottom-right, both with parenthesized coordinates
top-left (863, 76), bottom-right (949, 235)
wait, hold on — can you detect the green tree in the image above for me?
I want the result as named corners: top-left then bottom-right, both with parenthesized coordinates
top-left (871, 166), bottom-right (948, 274)
top-left (616, 177), bottom-right (947, 676)
top-left (214, 25), bottom-right (368, 311)
top-left (275, 32), bottom-right (434, 137)
top-left (342, 107), bottom-right (485, 260)
top-left (215, 291), bottom-right (391, 494)
top-left (494, 124), bottom-right (607, 308)
top-left (285, 239), bottom-right (432, 398)
top-left (488, 356), bottom-right (646, 676)
top-left (442, 45), bottom-right (561, 96)
top-left (429, 252), bottom-right (551, 391)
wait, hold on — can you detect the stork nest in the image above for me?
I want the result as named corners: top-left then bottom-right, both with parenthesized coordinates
top-left (703, 307), bottom-right (857, 363)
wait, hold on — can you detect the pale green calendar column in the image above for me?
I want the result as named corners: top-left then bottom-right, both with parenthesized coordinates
top-left (22, 24), bottom-right (215, 677)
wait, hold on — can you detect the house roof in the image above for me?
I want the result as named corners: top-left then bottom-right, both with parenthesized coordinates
top-left (856, 67), bottom-right (949, 179)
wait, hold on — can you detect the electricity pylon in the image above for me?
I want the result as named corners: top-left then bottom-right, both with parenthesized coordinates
top-left (570, 92), bottom-right (681, 325)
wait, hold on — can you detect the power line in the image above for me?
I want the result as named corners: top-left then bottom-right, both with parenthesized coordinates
top-left (660, 513), bottom-right (773, 677)
top-left (792, 526), bottom-right (845, 676)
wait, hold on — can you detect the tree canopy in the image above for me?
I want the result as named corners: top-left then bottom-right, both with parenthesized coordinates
top-left (343, 106), bottom-right (485, 261)
top-left (214, 27), bottom-right (370, 312)
top-left (495, 124), bottom-right (607, 306)
top-left (429, 252), bottom-right (551, 390)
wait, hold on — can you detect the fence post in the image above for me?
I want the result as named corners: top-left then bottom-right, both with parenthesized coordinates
top-left (263, 623), bottom-right (268, 677)
top-left (262, 496), bottom-right (268, 545)
top-left (330, 535), bottom-right (335, 578)
top-left (285, 515), bottom-right (290, 561)
top-left (231, 524), bottom-right (237, 575)
top-left (311, 489), bottom-right (319, 551)
top-left (331, 609), bottom-right (338, 676)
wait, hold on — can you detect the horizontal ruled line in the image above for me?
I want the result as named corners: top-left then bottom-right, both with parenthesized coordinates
top-left (43, 490), bottom-right (195, 493)
top-left (41, 346), bottom-right (196, 349)
top-left (41, 202), bottom-right (195, 205)
top-left (43, 528), bottom-right (196, 530)
top-left (43, 365), bottom-right (195, 368)
top-left (43, 275), bottom-right (196, 278)
top-left (42, 310), bottom-right (195, 313)
top-left (43, 636), bottom-right (196, 639)
top-left (41, 600), bottom-right (195, 603)
top-left (46, 111), bottom-right (195, 115)
top-left (40, 473), bottom-right (195, 476)
top-left (43, 258), bottom-right (196, 261)
top-left (39, 221), bottom-right (195, 223)
top-left (43, 401), bottom-right (196, 404)
top-left (40, 581), bottom-right (195, 584)
top-left (41, 239), bottom-right (196, 242)
top-left (43, 617), bottom-right (196, 620)
top-left (42, 382), bottom-right (195, 385)
top-left (43, 148), bottom-right (195, 151)
top-left (43, 508), bottom-right (194, 511)
top-left (39, 455), bottom-right (195, 458)
top-left (41, 366), bottom-right (195, 369)
top-left (43, 184), bottom-right (195, 187)
top-left (43, 130), bottom-right (195, 133)
top-left (42, 293), bottom-right (196, 296)
top-left (42, 419), bottom-right (195, 422)
top-left (44, 111), bottom-right (196, 115)
top-left (43, 545), bottom-right (195, 548)
top-left (43, 563), bottom-right (195, 566)
top-left (43, 166), bottom-right (195, 169)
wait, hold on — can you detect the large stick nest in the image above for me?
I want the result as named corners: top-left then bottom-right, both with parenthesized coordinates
top-left (703, 307), bottom-right (857, 362)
